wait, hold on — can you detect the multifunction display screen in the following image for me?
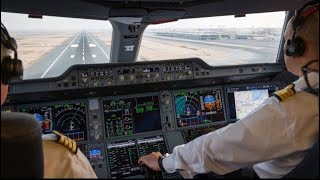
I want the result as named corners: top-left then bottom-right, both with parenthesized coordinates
top-left (19, 102), bottom-right (87, 141)
top-left (107, 136), bottom-right (168, 178)
top-left (103, 96), bottom-right (161, 138)
top-left (174, 89), bottom-right (225, 127)
top-left (226, 84), bottom-right (280, 120)
top-left (107, 140), bottom-right (141, 178)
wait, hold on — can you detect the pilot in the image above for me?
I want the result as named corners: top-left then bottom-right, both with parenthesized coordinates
top-left (1, 22), bottom-right (97, 178)
top-left (138, 1), bottom-right (319, 178)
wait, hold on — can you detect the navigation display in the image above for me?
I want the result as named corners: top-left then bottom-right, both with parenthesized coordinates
top-left (19, 102), bottom-right (87, 141)
top-left (226, 84), bottom-right (280, 120)
top-left (103, 96), bottom-right (161, 138)
top-left (174, 89), bottom-right (225, 127)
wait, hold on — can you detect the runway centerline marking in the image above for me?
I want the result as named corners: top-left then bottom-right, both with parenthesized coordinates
top-left (89, 44), bottom-right (97, 47)
top-left (70, 55), bottom-right (75, 58)
top-left (41, 33), bottom-right (80, 78)
top-left (71, 44), bottom-right (78, 47)
top-left (87, 33), bottom-right (110, 60)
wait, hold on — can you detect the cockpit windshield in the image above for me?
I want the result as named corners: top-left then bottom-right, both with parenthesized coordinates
top-left (1, 11), bottom-right (286, 80)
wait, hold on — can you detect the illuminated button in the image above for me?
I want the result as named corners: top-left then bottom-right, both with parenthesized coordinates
top-left (129, 75), bottom-right (135, 80)
top-left (187, 71), bottom-right (192, 75)
top-left (107, 81), bottom-right (112, 85)
top-left (166, 76), bottom-right (171, 80)
top-left (119, 75), bottom-right (125, 81)
top-left (82, 77), bottom-right (88, 83)
top-left (146, 74), bottom-right (151, 78)
top-left (155, 73), bottom-right (160, 78)
top-left (93, 81), bottom-right (99, 87)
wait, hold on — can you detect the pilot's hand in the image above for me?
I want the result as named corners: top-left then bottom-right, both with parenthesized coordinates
top-left (138, 152), bottom-right (162, 171)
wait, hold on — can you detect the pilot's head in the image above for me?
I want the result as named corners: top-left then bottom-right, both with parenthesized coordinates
top-left (1, 22), bottom-right (23, 105)
top-left (284, 2), bottom-right (319, 77)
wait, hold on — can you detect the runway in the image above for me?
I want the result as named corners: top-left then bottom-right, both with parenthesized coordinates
top-left (23, 31), bottom-right (111, 79)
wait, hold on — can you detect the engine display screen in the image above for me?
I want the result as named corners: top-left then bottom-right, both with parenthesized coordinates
top-left (107, 140), bottom-right (141, 178)
top-left (174, 89), bottom-right (225, 127)
top-left (137, 136), bottom-right (167, 156)
top-left (19, 102), bottom-right (87, 141)
top-left (103, 96), bottom-right (161, 138)
top-left (226, 83), bottom-right (280, 120)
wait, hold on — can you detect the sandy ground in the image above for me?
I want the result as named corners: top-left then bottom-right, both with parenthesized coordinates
top-left (92, 32), bottom-right (234, 64)
top-left (14, 32), bottom-right (76, 69)
top-left (139, 36), bottom-right (227, 62)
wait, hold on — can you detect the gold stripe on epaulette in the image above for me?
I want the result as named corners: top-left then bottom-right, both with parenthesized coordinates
top-left (52, 130), bottom-right (78, 154)
top-left (272, 84), bottom-right (296, 102)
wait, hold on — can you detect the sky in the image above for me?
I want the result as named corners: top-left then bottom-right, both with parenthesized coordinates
top-left (1, 11), bottom-right (286, 32)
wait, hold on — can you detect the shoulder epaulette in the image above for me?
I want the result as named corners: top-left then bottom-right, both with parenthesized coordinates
top-left (272, 84), bottom-right (296, 102)
top-left (52, 130), bottom-right (78, 154)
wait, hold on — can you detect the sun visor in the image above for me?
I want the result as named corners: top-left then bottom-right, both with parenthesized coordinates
top-left (144, 10), bottom-right (186, 24)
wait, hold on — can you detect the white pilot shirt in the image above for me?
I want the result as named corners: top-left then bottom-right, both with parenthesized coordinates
top-left (42, 134), bottom-right (97, 178)
top-left (162, 72), bottom-right (319, 178)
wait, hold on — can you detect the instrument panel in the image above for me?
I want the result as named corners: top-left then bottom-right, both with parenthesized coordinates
top-left (3, 58), bottom-right (284, 178)
top-left (5, 82), bottom-right (280, 178)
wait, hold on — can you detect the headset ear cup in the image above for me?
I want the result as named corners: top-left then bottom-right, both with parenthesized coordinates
top-left (1, 58), bottom-right (10, 85)
top-left (292, 36), bottom-right (305, 57)
top-left (1, 58), bottom-right (23, 85)
top-left (285, 37), bottom-right (306, 58)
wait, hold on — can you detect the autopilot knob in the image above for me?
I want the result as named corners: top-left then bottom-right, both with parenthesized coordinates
top-left (129, 75), bottom-right (135, 80)
top-left (119, 75), bottom-right (125, 81)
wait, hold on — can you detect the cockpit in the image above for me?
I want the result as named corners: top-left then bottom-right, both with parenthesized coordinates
top-left (1, 0), bottom-right (317, 178)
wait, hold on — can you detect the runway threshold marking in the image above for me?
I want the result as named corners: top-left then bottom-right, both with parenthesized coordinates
top-left (41, 33), bottom-right (80, 78)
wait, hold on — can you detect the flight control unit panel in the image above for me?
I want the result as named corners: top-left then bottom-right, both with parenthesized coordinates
top-left (3, 59), bottom-right (283, 178)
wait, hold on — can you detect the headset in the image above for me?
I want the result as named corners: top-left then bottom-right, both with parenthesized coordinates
top-left (1, 22), bottom-right (23, 85)
top-left (285, 0), bottom-right (319, 58)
